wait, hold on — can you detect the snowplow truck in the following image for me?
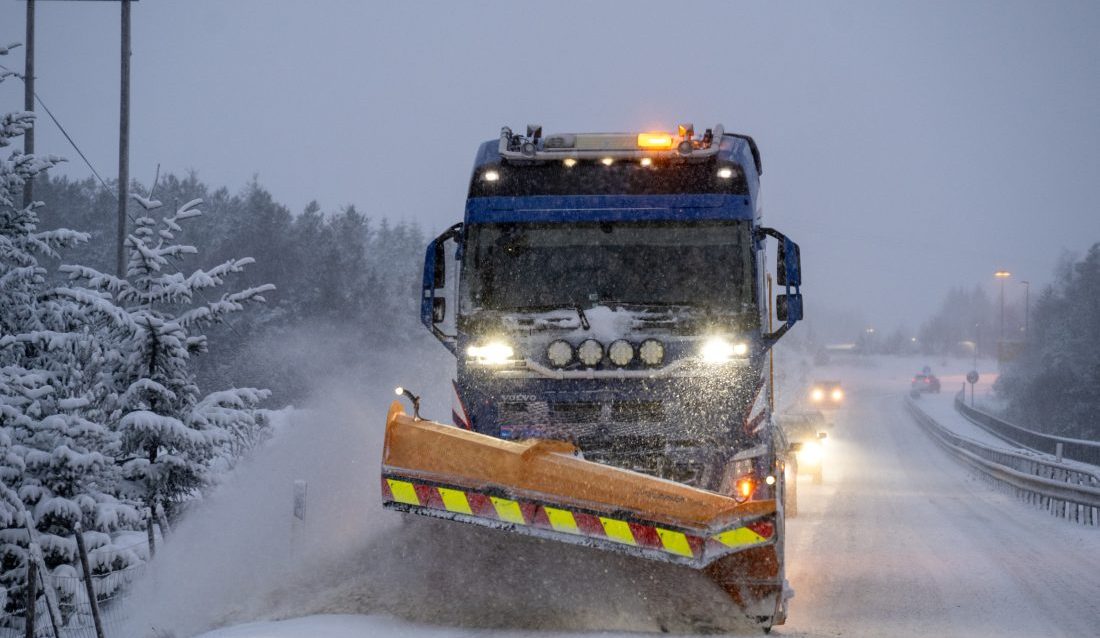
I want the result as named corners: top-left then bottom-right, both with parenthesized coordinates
top-left (382, 124), bottom-right (804, 630)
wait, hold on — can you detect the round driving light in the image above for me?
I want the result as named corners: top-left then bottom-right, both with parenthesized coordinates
top-left (640, 157), bottom-right (653, 167)
top-left (600, 157), bottom-right (614, 166)
top-left (677, 140), bottom-right (693, 156)
top-left (577, 339), bottom-right (604, 367)
top-left (547, 340), bottom-right (573, 368)
top-left (482, 170), bottom-right (500, 182)
top-left (732, 342), bottom-right (749, 356)
top-left (717, 167), bottom-right (734, 179)
top-left (563, 158), bottom-right (577, 168)
top-left (608, 340), bottom-right (634, 367)
top-left (639, 339), bottom-right (665, 366)
top-left (521, 141), bottom-right (537, 157)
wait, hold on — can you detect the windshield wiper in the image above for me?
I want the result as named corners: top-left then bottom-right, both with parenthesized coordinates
top-left (574, 304), bottom-right (591, 330)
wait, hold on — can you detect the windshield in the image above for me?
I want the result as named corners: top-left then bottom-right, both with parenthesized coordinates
top-left (460, 220), bottom-right (755, 314)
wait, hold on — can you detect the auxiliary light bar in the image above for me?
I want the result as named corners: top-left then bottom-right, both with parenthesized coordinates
top-left (499, 123), bottom-right (725, 161)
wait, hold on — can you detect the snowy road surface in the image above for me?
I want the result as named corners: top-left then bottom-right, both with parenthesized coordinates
top-left (136, 357), bottom-right (1100, 637)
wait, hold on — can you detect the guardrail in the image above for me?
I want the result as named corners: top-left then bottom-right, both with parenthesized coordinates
top-left (953, 391), bottom-right (1100, 466)
top-left (905, 398), bottom-right (1100, 526)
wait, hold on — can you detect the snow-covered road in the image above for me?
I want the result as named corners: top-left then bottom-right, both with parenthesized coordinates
top-left (136, 356), bottom-right (1100, 637)
top-left (781, 385), bottom-right (1100, 637)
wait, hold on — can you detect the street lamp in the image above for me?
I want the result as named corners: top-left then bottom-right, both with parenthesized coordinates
top-left (995, 270), bottom-right (1011, 362)
top-left (1020, 280), bottom-right (1030, 340)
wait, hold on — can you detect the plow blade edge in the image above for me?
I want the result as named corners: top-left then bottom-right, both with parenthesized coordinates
top-left (381, 402), bottom-right (778, 571)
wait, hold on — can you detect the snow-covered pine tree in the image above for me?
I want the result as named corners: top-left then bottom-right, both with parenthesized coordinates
top-left (61, 196), bottom-right (274, 539)
top-left (0, 93), bottom-right (143, 625)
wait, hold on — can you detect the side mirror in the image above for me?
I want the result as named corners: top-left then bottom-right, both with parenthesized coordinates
top-left (776, 293), bottom-right (803, 323)
top-left (776, 236), bottom-right (801, 287)
top-left (433, 241), bottom-right (447, 289)
top-left (422, 223), bottom-right (462, 349)
top-left (789, 441), bottom-right (804, 453)
top-left (817, 431), bottom-right (828, 440)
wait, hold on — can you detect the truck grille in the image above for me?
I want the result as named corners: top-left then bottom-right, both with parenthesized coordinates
top-left (549, 401), bottom-right (602, 423)
top-left (499, 400), bottom-right (665, 429)
top-left (495, 398), bottom-right (725, 489)
top-left (610, 400), bottom-right (663, 423)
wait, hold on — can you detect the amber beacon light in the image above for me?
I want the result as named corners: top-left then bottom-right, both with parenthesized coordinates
top-left (637, 132), bottom-right (674, 149)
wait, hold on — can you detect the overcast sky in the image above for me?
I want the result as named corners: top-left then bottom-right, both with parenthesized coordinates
top-left (2, 1), bottom-right (1098, 335)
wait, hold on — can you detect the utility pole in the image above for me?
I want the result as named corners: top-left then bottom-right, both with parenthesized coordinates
top-left (21, 0), bottom-right (35, 210)
top-left (117, 0), bottom-right (132, 277)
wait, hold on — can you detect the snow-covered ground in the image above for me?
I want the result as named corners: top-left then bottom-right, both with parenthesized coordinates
top-left (120, 354), bottom-right (1100, 638)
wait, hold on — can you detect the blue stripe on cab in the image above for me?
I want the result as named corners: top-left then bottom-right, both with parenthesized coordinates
top-left (466, 195), bottom-right (754, 223)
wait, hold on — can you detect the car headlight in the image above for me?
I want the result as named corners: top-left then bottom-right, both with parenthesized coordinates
top-left (700, 337), bottom-right (748, 363)
top-left (467, 341), bottom-right (514, 365)
top-left (639, 339), bottom-right (665, 366)
top-left (608, 340), bottom-right (634, 367)
top-left (798, 441), bottom-right (823, 464)
top-left (546, 340), bottom-right (573, 368)
top-left (831, 388), bottom-right (844, 401)
top-left (577, 339), bottom-right (604, 367)
top-left (811, 388), bottom-right (825, 402)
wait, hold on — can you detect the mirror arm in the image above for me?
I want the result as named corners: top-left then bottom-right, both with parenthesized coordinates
top-left (762, 322), bottom-right (792, 349)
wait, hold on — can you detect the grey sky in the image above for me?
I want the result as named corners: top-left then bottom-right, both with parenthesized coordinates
top-left (2, 1), bottom-right (1098, 335)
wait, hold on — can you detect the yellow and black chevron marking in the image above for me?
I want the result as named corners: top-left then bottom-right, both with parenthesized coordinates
top-left (382, 474), bottom-right (774, 567)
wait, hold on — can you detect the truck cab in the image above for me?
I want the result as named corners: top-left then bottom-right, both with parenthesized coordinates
top-left (422, 124), bottom-right (802, 495)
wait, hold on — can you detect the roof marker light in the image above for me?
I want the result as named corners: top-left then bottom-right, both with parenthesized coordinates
top-left (600, 157), bottom-right (614, 166)
top-left (637, 132), bottom-right (673, 149)
top-left (563, 158), bottom-right (577, 168)
top-left (640, 157), bottom-right (653, 167)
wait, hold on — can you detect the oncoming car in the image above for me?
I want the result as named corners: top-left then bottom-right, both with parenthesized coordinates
top-left (777, 410), bottom-right (829, 488)
top-left (810, 380), bottom-right (844, 406)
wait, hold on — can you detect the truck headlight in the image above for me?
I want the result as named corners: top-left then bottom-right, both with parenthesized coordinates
top-left (798, 441), bottom-right (823, 465)
top-left (639, 339), bottom-right (665, 366)
top-left (608, 340), bottom-right (634, 367)
top-left (546, 340), bottom-right (573, 368)
top-left (831, 388), bottom-right (844, 401)
top-left (700, 337), bottom-right (748, 363)
top-left (467, 341), bottom-right (514, 365)
top-left (811, 388), bottom-right (825, 402)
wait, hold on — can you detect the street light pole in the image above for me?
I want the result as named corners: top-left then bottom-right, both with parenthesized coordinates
top-left (995, 270), bottom-right (1011, 362)
top-left (1020, 280), bottom-right (1030, 341)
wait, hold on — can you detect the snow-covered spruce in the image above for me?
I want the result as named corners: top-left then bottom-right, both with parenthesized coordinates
top-left (0, 94), bottom-right (147, 626)
top-left (59, 196), bottom-right (274, 535)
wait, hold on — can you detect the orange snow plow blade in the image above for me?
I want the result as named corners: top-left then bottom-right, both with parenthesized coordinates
top-left (380, 401), bottom-right (777, 570)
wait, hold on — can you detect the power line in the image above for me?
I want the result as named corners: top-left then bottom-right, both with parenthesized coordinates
top-left (2, 64), bottom-right (250, 341)
top-left (0, 63), bottom-right (110, 191)
top-left (34, 92), bottom-right (113, 192)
